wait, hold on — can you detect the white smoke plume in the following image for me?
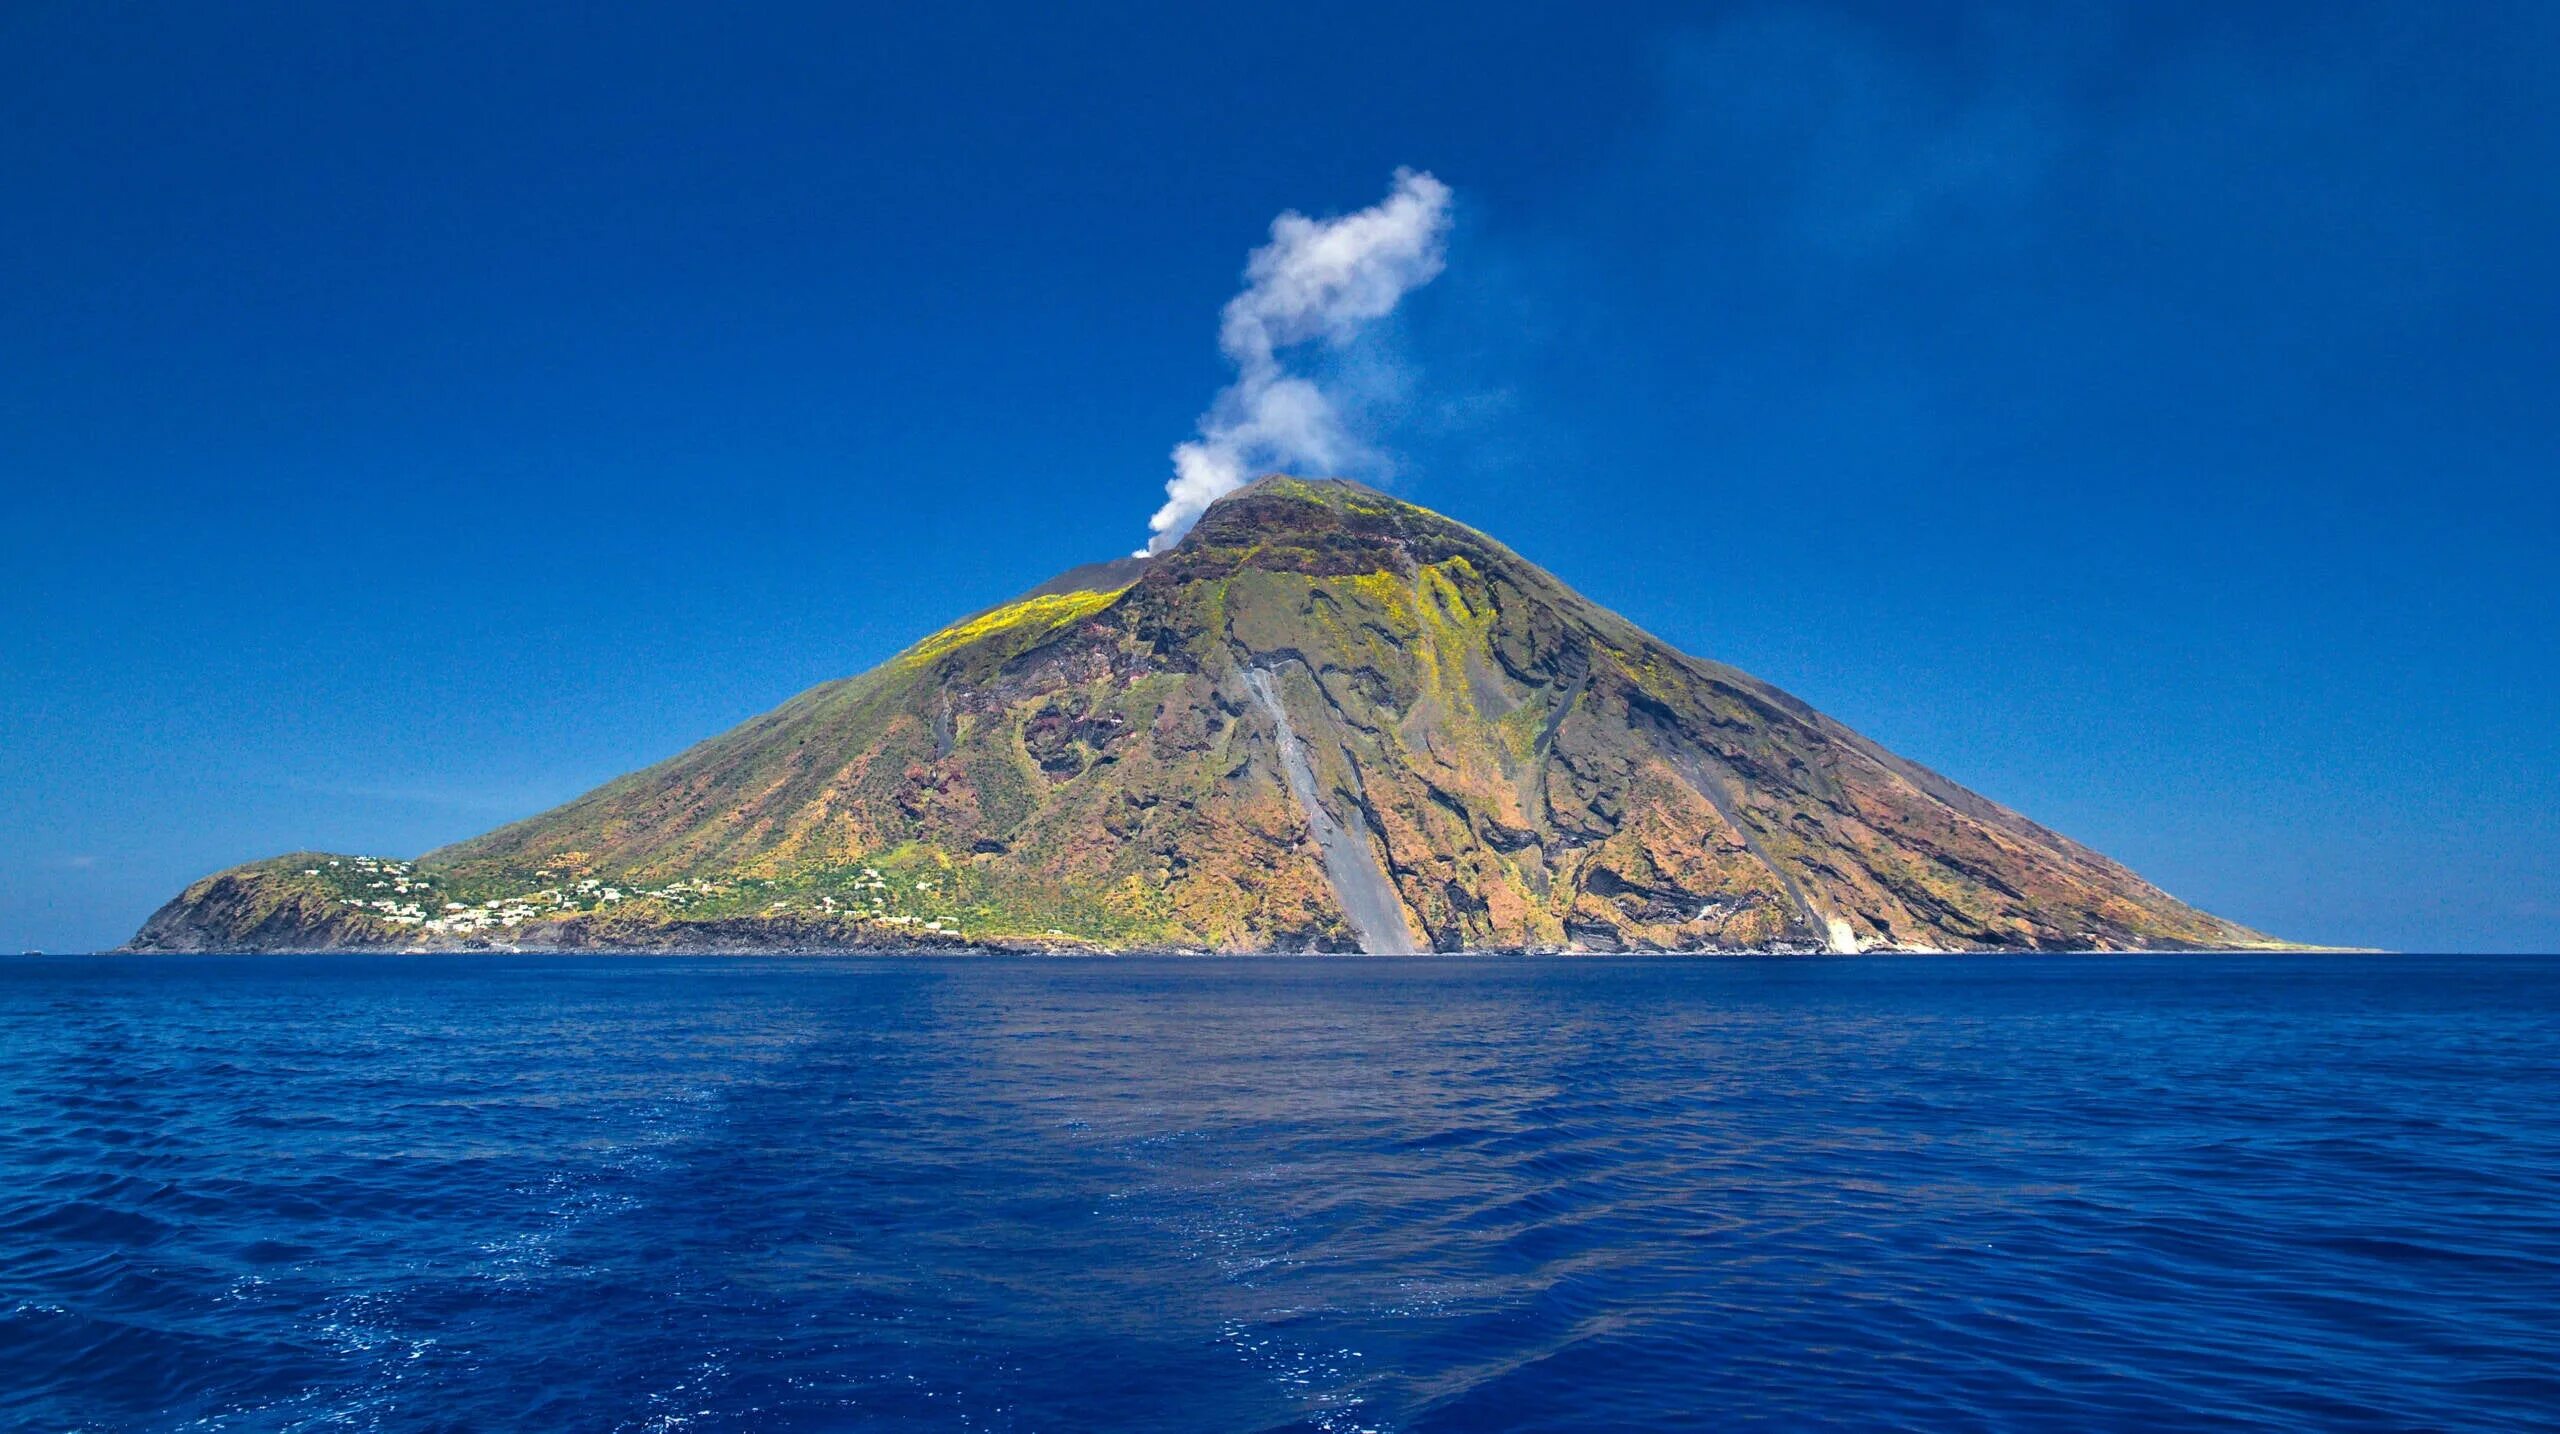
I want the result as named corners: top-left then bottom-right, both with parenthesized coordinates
top-left (1140, 169), bottom-right (1453, 554)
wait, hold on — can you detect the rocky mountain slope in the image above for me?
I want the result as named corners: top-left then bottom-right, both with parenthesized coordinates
top-left (128, 477), bottom-right (2288, 953)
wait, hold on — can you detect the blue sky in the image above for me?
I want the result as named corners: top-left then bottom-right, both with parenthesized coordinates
top-left (3, 1), bottom-right (2553, 952)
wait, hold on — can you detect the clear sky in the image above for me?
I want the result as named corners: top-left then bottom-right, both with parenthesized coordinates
top-left (4, 1), bottom-right (2553, 953)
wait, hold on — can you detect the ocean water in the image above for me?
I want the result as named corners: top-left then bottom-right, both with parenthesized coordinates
top-left (2, 955), bottom-right (2555, 1432)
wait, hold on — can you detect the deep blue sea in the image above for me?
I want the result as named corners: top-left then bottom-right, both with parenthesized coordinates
top-left (3, 954), bottom-right (2555, 1432)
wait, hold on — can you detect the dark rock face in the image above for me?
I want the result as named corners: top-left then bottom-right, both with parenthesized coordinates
top-left (127, 477), bottom-right (2290, 954)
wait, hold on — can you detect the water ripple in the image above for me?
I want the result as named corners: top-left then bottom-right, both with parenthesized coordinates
top-left (0, 953), bottom-right (2555, 1430)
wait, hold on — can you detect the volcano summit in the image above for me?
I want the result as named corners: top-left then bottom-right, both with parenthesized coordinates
top-left (130, 478), bottom-right (2288, 954)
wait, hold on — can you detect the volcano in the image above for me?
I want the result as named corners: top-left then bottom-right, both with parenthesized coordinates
top-left (129, 478), bottom-right (2287, 954)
